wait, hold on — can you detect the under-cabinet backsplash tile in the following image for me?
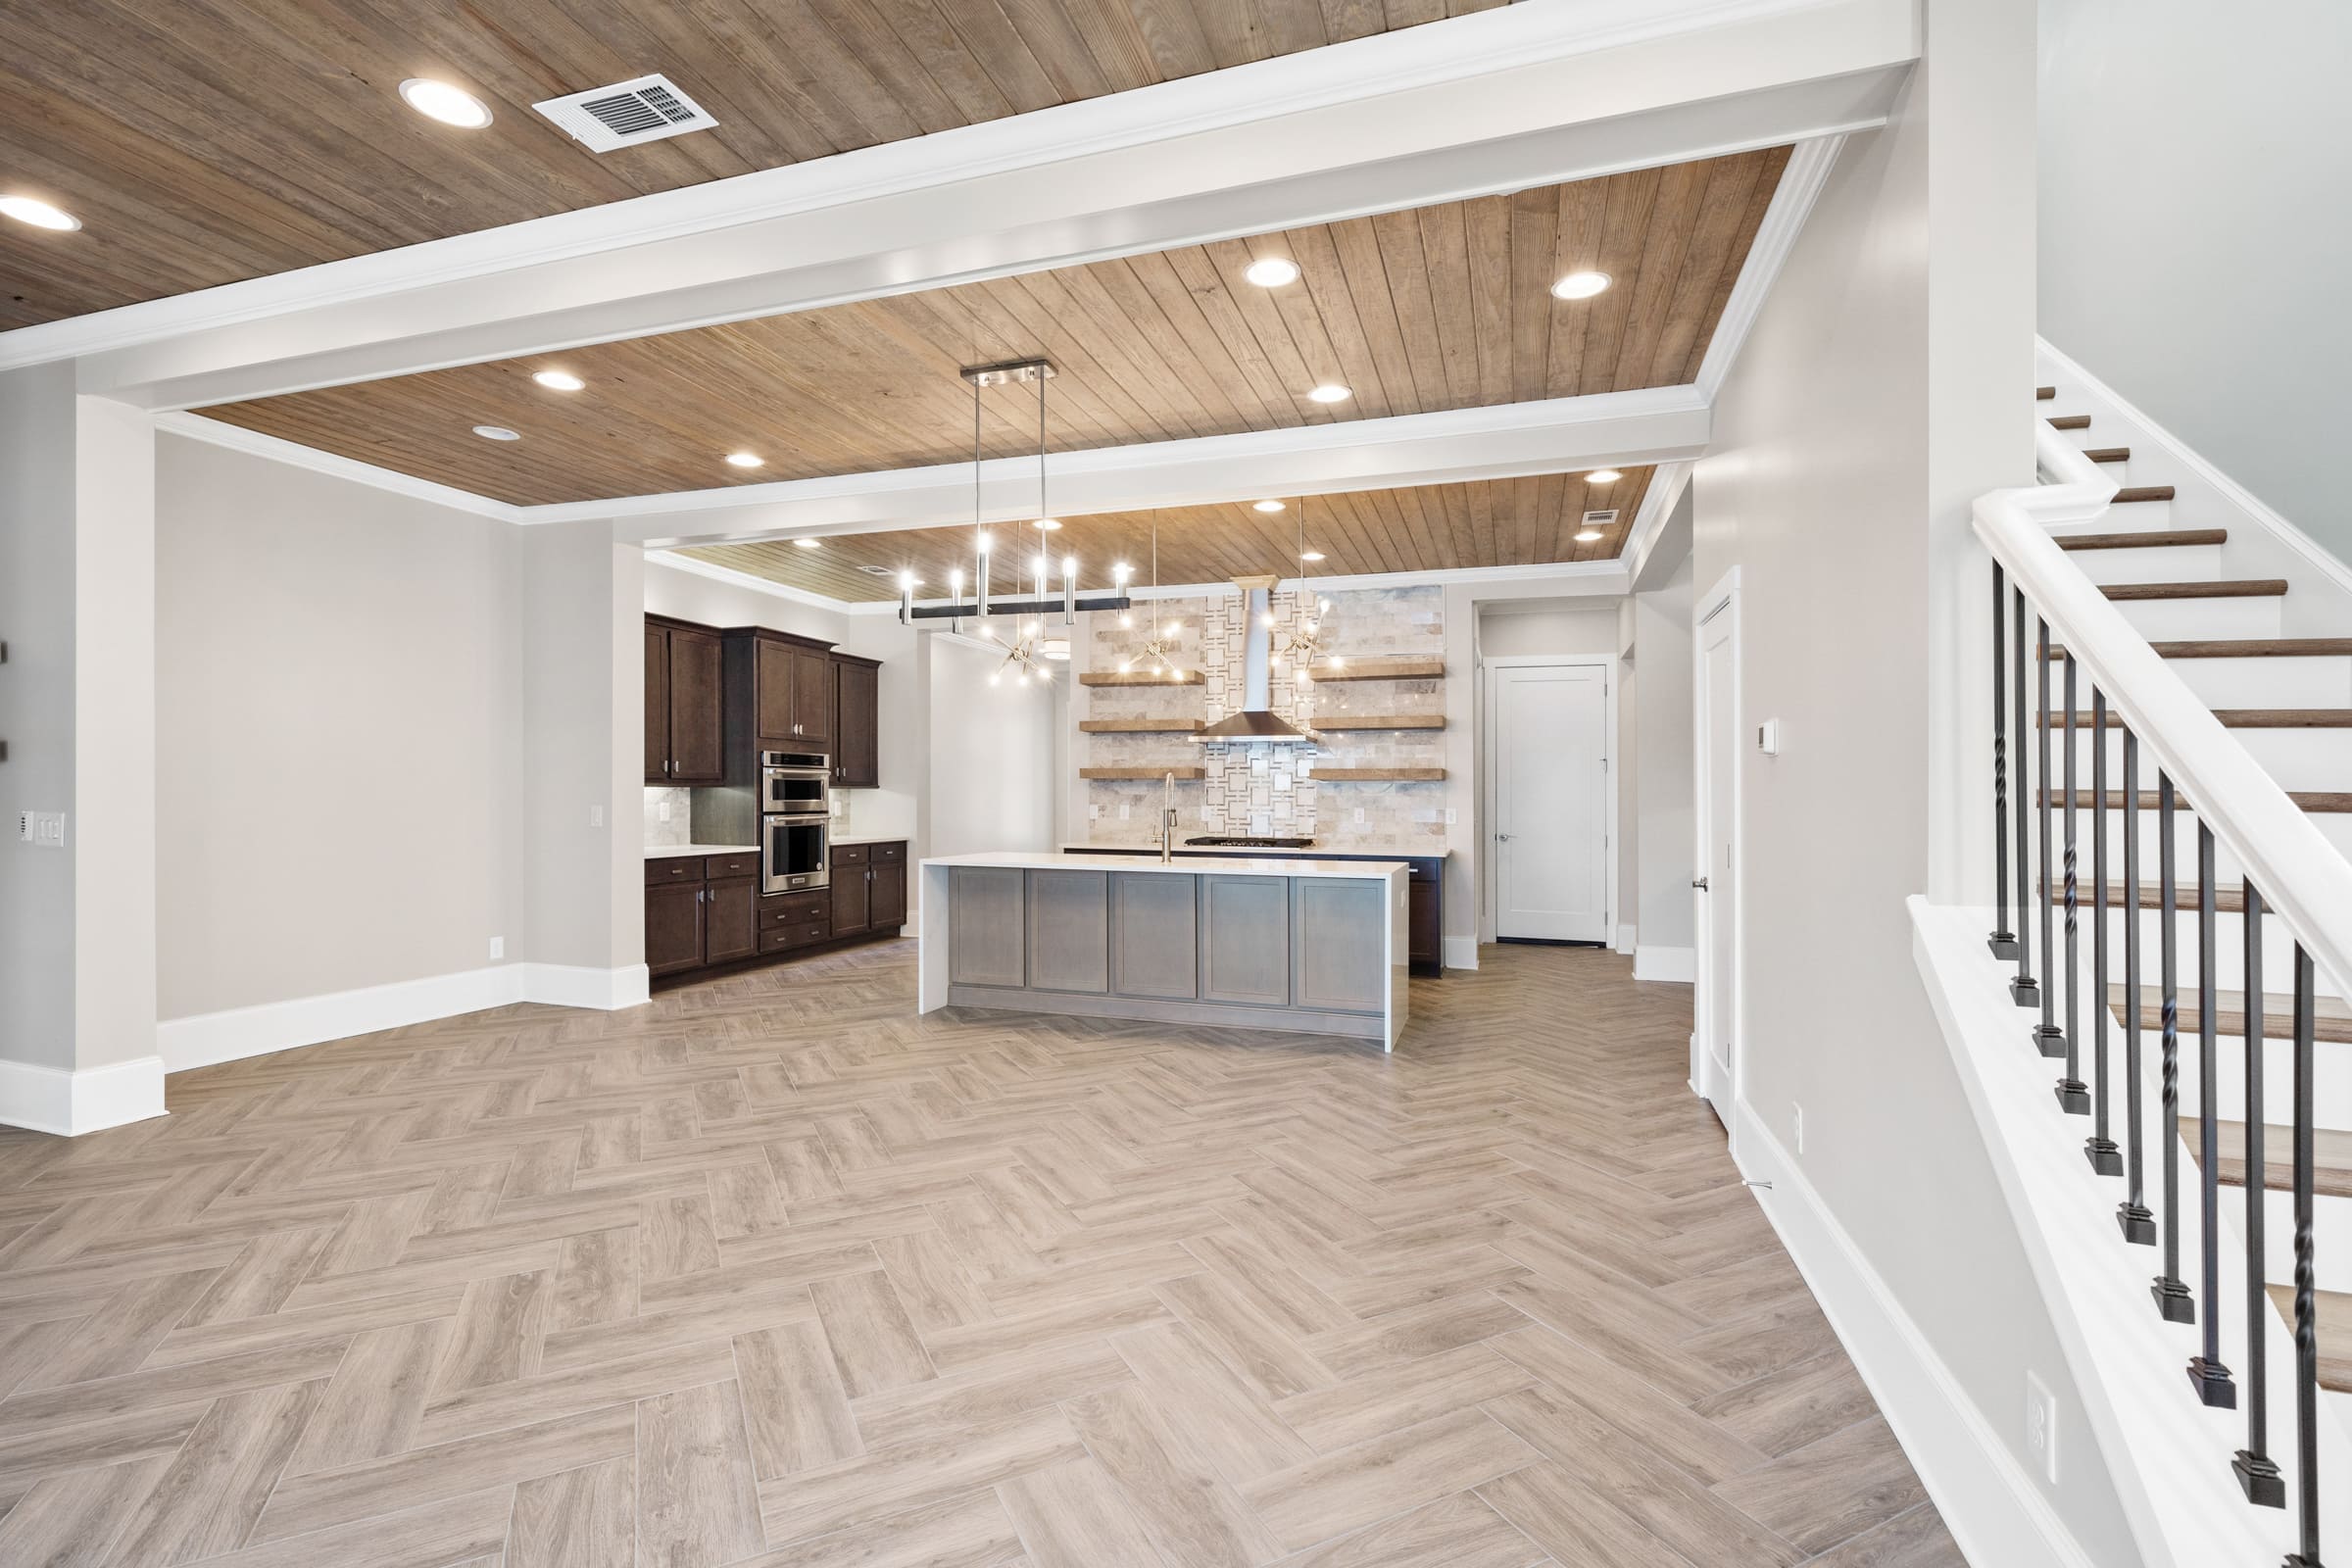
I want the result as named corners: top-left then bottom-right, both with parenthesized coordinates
top-left (643, 787), bottom-right (692, 847)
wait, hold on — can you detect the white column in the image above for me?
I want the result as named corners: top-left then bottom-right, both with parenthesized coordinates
top-left (0, 366), bottom-right (163, 1133)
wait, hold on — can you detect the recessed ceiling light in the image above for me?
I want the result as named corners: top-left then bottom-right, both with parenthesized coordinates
top-left (1306, 384), bottom-right (1351, 405)
top-left (471, 424), bottom-right (520, 441)
top-left (400, 78), bottom-right (494, 129)
top-left (1551, 270), bottom-right (1612, 301)
top-left (1034, 517), bottom-right (1062, 531)
top-left (725, 452), bottom-right (764, 468)
top-left (1574, 529), bottom-right (1603, 543)
top-left (1299, 551), bottom-right (1326, 563)
top-left (0, 195), bottom-right (80, 231)
top-left (532, 369), bottom-right (585, 392)
top-left (1587, 469), bottom-right (1621, 484)
top-left (1252, 500), bottom-right (1286, 514)
top-left (791, 537), bottom-right (821, 549)
top-left (1244, 257), bottom-right (1300, 288)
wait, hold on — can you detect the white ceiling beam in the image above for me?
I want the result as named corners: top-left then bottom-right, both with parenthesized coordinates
top-left (27, 0), bottom-right (1915, 408)
top-left (576, 387), bottom-right (1710, 548)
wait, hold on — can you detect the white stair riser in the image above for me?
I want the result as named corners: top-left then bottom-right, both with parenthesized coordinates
top-left (2249, 1187), bottom-right (2352, 1295)
top-left (2065, 544), bottom-right (2224, 587)
top-left (2110, 594), bottom-right (2284, 641)
top-left (2057, 907), bottom-right (2350, 998)
top-left (2029, 809), bottom-right (2352, 890)
top-left (2159, 655), bottom-right (2352, 710)
top-left (2169, 1032), bottom-right (2352, 1126)
top-left (2065, 724), bottom-right (2352, 794)
top-left (2104, 498), bottom-right (2175, 528)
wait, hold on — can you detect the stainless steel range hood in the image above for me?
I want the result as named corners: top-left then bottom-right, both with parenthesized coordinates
top-left (1195, 575), bottom-right (1319, 745)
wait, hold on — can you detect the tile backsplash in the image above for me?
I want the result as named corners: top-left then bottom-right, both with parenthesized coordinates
top-left (1082, 583), bottom-right (1446, 850)
top-left (643, 787), bottom-right (692, 847)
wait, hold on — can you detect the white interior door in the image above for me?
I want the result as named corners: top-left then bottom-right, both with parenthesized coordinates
top-left (1696, 598), bottom-right (1740, 1108)
top-left (1492, 662), bottom-right (1610, 943)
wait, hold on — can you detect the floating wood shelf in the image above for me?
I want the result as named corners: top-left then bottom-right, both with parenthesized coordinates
top-left (1078, 717), bottom-right (1205, 733)
top-left (1313, 714), bottom-right (1446, 731)
top-left (1080, 669), bottom-right (1203, 686)
top-left (1310, 767), bottom-right (1447, 782)
top-left (1080, 766), bottom-right (1204, 780)
top-left (1306, 656), bottom-right (1445, 682)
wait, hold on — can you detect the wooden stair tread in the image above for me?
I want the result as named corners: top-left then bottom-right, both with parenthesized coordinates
top-left (2111, 485), bottom-right (2176, 503)
top-left (2038, 708), bottom-right (2352, 728)
top-left (2053, 881), bottom-right (2249, 911)
top-left (2264, 1286), bottom-right (2352, 1395)
top-left (2056, 529), bottom-right (2225, 551)
top-left (2082, 447), bottom-right (2131, 463)
top-left (2038, 788), bottom-right (2352, 814)
top-left (2049, 414), bottom-right (2091, 429)
top-left (2112, 983), bottom-right (2352, 1023)
top-left (2186, 1119), bottom-right (2352, 1200)
top-left (2127, 638), bottom-right (2352, 660)
top-left (2134, 1003), bottom-right (2352, 1046)
top-left (2036, 385), bottom-right (2056, 399)
top-left (2101, 579), bottom-right (2288, 601)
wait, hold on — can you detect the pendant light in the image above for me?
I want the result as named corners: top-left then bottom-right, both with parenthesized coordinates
top-left (1121, 524), bottom-right (1184, 679)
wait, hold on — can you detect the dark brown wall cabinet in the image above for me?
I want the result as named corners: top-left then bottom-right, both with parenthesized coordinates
top-left (833, 656), bottom-right (880, 787)
top-left (645, 618), bottom-right (723, 784)
top-left (740, 631), bottom-right (840, 750)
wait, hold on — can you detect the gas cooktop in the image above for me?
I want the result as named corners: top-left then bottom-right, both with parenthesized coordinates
top-left (1185, 836), bottom-right (1316, 849)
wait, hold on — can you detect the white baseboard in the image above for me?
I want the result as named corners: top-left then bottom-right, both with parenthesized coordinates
top-left (1633, 944), bottom-right (1695, 983)
top-left (159, 961), bottom-right (652, 1076)
top-left (1615, 922), bottom-right (1637, 955)
top-left (1730, 1101), bottom-right (2097, 1568)
top-left (1442, 935), bottom-right (1481, 971)
top-left (0, 1054), bottom-right (167, 1136)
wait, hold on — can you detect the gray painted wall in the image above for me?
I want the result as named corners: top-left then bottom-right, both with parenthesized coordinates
top-left (1632, 558), bottom-right (1695, 953)
top-left (1693, 9), bottom-right (2137, 1554)
top-left (2039, 0), bottom-right (2352, 559)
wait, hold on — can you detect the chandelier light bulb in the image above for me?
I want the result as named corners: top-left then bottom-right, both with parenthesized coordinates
top-left (1119, 612), bottom-right (1133, 628)
top-left (976, 531), bottom-right (993, 555)
top-left (989, 671), bottom-right (1002, 686)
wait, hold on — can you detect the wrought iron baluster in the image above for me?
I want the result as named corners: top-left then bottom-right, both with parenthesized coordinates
top-left (2086, 691), bottom-right (2120, 1172)
top-left (2057, 658), bottom-right (2089, 1105)
top-left (2013, 589), bottom-right (2038, 1007)
top-left (2187, 823), bottom-right (2232, 1402)
top-left (2119, 730), bottom-right (2155, 1245)
top-left (2287, 947), bottom-right (2322, 1568)
top-left (2034, 622), bottom-right (2065, 1054)
top-left (2233, 882), bottom-right (2283, 1504)
top-left (1989, 564), bottom-right (2018, 959)
top-left (2153, 773), bottom-right (2193, 1322)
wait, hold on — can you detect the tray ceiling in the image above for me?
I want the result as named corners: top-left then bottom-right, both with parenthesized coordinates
top-left (671, 468), bottom-right (1656, 601)
top-left (195, 148), bottom-right (1786, 507)
top-left (0, 0), bottom-right (1522, 329)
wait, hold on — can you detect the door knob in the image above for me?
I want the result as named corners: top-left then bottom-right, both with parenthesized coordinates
top-left (1495, 832), bottom-right (1512, 842)
top-left (1691, 877), bottom-right (1710, 891)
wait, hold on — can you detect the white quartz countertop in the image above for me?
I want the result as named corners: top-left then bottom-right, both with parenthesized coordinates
top-left (924, 850), bottom-right (1406, 880)
top-left (831, 833), bottom-right (910, 846)
top-left (1058, 841), bottom-right (1445, 860)
top-left (643, 843), bottom-right (758, 859)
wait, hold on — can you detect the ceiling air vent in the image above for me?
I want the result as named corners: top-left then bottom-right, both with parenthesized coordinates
top-left (533, 74), bottom-right (717, 153)
top-left (1582, 510), bottom-right (1619, 527)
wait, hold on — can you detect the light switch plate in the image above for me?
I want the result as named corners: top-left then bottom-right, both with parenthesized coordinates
top-left (18, 810), bottom-right (65, 848)
top-left (2024, 1371), bottom-right (2059, 1484)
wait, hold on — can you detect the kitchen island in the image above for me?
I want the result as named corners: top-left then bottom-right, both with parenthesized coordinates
top-left (918, 852), bottom-right (1409, 1049)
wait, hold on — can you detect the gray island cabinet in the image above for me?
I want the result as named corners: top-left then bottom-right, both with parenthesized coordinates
top-left (917, 852), bottom-right (1409, 1050)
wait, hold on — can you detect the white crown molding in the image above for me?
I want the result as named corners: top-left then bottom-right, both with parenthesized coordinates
top-left (34, 2), bottom-right (1913, 408)
top-left (1621, 459), bottom-right (1694, 584)
top-left (155, 412), bottom-right (527, 522)
top-left (646, 551), bottom-right (861, 615)
top-left (1694, 134), bottom-right (1845, 401)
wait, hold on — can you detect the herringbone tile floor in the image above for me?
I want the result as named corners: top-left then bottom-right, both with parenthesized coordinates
top-left (0, 940), bottom-right (1963, 1567)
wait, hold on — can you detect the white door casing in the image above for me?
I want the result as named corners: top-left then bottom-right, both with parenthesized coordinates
top-left (1488, 658), bottom-right (1613, 943)
top-left (1694, 571), bottom-right (1742, 1119)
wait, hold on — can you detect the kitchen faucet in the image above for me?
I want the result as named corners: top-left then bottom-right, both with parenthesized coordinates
top-left (1160, 771), bottom-right (1177, 863)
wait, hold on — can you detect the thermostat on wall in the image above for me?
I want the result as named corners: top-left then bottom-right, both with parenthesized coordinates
top-left (1757, 719), bottom-right (1781, 756)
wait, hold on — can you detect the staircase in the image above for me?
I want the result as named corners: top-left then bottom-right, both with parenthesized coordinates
top-left (1941, 360), bottom-right (2352, 1565)
top-left (2034, 381), bottom-right (2352, 1430)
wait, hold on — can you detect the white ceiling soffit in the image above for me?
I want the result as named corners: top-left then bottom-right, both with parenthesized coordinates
top-left (24, 0), bottom-right (1917, 409)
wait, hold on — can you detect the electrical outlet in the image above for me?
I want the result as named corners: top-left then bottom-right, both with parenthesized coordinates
top-left (1791, 1102), bottom-right (1804, 1155)
top-left (1353, 807), bottom-right (1366, 825)
top-left (1089, 803), bottom-right (1101, 820)
top-left (658, 799), bottom-right (671, 823)
top-left (18, 810), bottom-right (65, 848)
top-left (1118, 802), bottom-right (1130, 820)
top-left (588, 804), bottom-right (605, 828)
top-left (2024, 1371), bottom-right (2060, 1484)
top-left (1445, 808), bottom-right (1457, 826)
top-left (488, 936), bottom-right (505, 960)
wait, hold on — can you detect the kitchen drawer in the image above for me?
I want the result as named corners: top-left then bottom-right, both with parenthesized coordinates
top-left (760, 920), bottom-right (831, 954)
top-left (760, 891), bottom-right (828, 927)
top-left (1407, 858), bottom-right (1441, 883)
top-left (646, 857), bottom-right (703, 887)
top-left (834, 843), bottom-right (869, 868)
top-left (870, 841), bottom-right (906, 863)
top-left (703, 852), bottom-right (760, 881)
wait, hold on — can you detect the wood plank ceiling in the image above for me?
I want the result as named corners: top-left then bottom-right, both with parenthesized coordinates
top-left (197, 149), bottom-right (1787, 506)
top-left (0, 1), bottom-right (1514, 329)
top-left (673, 468), bottom-right (1656, 600)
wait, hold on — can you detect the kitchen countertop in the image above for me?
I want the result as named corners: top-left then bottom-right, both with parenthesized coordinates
top-left (925, 850), bottom-right (1406, 880)
top-left (1059, 840), bottom-right (1446, 860)
top-left (831, 832), bottom-right (911, 847)
top-left (643, 843), bottom-right (758, 859)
